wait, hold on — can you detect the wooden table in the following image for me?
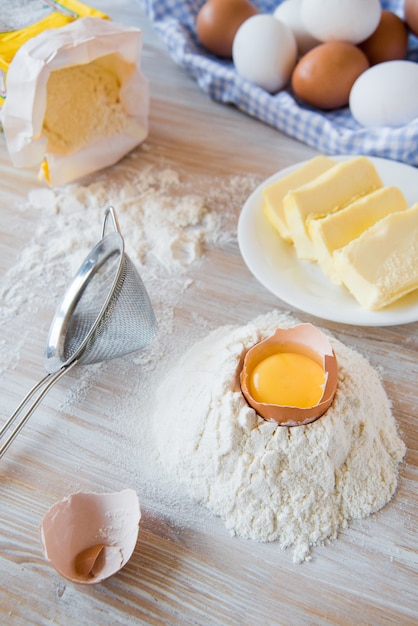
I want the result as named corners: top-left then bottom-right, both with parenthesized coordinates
top-left (0, 2), bottom-right (417, 624)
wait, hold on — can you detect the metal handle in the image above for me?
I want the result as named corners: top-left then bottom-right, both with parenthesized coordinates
top-left (0, 360), bottom-right (77, 459)
top-left (101, 206), bottom-right (121, 239)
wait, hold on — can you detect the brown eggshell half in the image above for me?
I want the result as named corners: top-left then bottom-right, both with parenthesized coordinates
top-left (240, 323), bottom-right (338, 427)
top-left (40, 489), bottom-right (141, 584)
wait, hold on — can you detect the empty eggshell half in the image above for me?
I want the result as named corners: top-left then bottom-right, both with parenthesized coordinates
top-left (240, 323), bottom-right (338, 426)
top-left (40, 488), bottom-right (141, 584)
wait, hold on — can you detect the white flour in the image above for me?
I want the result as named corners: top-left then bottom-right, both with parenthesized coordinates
top-left (153, 310), bottom-right (406, 563)
top-left (0, 152), bottom-right (249, 353)
top-left (0, 150), bottom-right (257, 490)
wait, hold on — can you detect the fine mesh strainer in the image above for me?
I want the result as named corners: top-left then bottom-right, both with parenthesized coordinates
top-left (0, 207), bottom-right (157, 459)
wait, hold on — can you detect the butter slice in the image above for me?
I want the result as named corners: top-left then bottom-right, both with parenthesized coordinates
top-left (333, 203), bottom-right (418, 310)
top-left (284, 157), bottom-right (383, 260)
top-left (308, 186), bottom-right (408, 284)
top-left (263, 155), bottom-right (335, 242)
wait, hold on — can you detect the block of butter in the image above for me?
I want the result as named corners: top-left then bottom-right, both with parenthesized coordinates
top-left (284, 156), bottom-right (383, 260)
top-left (263, 155), bottom-right (335, 242)
top-left (308, 186), bottom-right (408, 284)
top-left (333, 203), bottom-right (418, 310)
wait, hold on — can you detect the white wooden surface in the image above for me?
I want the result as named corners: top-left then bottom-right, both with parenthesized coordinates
top-left (0, 2), bottom-right (417, 624)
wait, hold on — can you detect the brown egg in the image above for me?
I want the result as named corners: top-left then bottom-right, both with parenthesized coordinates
top-left (196, 0), bottom-right (258, 58)
top-left (405, 0), bottom-right (418, 36)
top-left (359, 10), bottom-right (409, 65)
top-left (291, 41), bottom-right (369, 110)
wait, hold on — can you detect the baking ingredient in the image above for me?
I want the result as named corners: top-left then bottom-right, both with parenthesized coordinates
top-left (349, 60), bottom-right (418, 128)
top-left (153, 310), bottom-right (406, 563)
top-left (240, 323), bottom-right (338, 425)
top-left (308, 186), bottom-right (408, 284)
top-left (300, 0), bottom-right (381, 45)
top-left (333, 203), bottom-right (418, 310)
top-left (0, 155), bottom-right (248, 383)
top-left (405, 0), bottom-right (418, 36)
top-left (273, 0), bottom-right (320, 56)
top-left (1, 17), bottom-right (148, 187)
top-left (40, 489), bottom-right (141, 584)
top-left (358, 10), bottom-right (409, 65)
top-left (262, 155), bottom-right (335, 242)
top-left (232, 14), bottom-right (297, 93)
top-left (43, 57), bottom-right (127, 156)
top-left (249, 352), bottom-right (325, 407)
top-left (240, 324), bottom-right (338, 426)
top-left (291, 41), bottom-right (369, 109)
top-left (0, 0), bottom-right (107, 108)
top-left (284, 156), bottom-right (383, 259)
top-left (196, 0), bottom-right (258, 58)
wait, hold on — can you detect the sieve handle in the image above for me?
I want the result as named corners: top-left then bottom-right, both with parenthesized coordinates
top-left (0, 360), bottom-right (77, 460)
top-left (101, 206), bottom-right (121, 239)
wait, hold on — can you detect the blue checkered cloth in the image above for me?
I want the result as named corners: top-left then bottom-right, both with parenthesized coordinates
top-left (143, 0), bottom-right (418, 166)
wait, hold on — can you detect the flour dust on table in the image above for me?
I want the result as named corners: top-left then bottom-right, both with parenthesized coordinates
top-left (0, 151), bottom-right (253, 376)
top-left (0, 149), bottom-right (259, 498)
top-left (153, 310), bottom-right (406, 563)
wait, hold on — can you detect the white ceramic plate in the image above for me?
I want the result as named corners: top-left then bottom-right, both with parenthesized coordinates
top-left (238, 156), bottom-right (418, 326)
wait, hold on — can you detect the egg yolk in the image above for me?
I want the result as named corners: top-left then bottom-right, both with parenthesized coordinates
top-left (249, 352), bottom-right (325, 408)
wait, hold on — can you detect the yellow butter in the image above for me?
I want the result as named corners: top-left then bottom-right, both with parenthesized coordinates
top-left (262, 155), bottom-right (335, 242)
top-left (308, 186), bottom-right (408, 284)
top-left (333, 203), bottom-right (418, 310)
top-left (284, 157), bottom-right (383, 260)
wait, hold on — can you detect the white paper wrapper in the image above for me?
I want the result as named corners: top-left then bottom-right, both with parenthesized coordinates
top-left (1, 17), bottom-right (149, 186)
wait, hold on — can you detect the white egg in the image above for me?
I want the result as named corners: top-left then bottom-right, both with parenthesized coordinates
top-left (349, 61), bottom-right (418, 128)
top-left (274, 0), bottom-right (320, 55)
top-left (232, 14), bottom-right (297, 93)
top-left (301, 0), bottom-right (381, 44)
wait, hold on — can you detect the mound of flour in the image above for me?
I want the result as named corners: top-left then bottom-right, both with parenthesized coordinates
top-left (154, 310), bottom-right (406, 563)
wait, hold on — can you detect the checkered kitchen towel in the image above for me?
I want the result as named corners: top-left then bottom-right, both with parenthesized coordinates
top-left (144, 0), bottom-right (418, 166)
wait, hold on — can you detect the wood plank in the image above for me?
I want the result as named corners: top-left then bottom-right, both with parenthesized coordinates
top-left (0, 1), bottom-right (417, 624)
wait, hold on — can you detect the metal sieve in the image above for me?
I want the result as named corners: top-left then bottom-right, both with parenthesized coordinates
top-left (0, 207), bottom-right (157, 459)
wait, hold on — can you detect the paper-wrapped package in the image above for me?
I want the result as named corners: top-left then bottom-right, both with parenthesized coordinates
top-left (1, 17), bottom-right (149, 186)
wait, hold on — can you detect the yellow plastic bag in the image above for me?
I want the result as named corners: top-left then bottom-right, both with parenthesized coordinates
top-left (1, 11), bottom-right (149, 186)
top-left (0, 0), bottom-right (107, 107)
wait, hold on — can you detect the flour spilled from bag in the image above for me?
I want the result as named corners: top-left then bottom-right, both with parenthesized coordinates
top-left (153, 310), bottom-right (406, 563)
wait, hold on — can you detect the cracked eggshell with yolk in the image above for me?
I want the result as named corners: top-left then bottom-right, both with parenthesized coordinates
top-left (240, 323), bottom-right (338, 426)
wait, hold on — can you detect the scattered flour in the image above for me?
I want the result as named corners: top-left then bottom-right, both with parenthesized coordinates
top-left (0, 155), bottom-right (257, 472)
top-left (0, 152), bottom-right (258, 481)
top-left (0, 155), bottom-right (251, 341)
top-left (153, 309), bottom-right (406, 563)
